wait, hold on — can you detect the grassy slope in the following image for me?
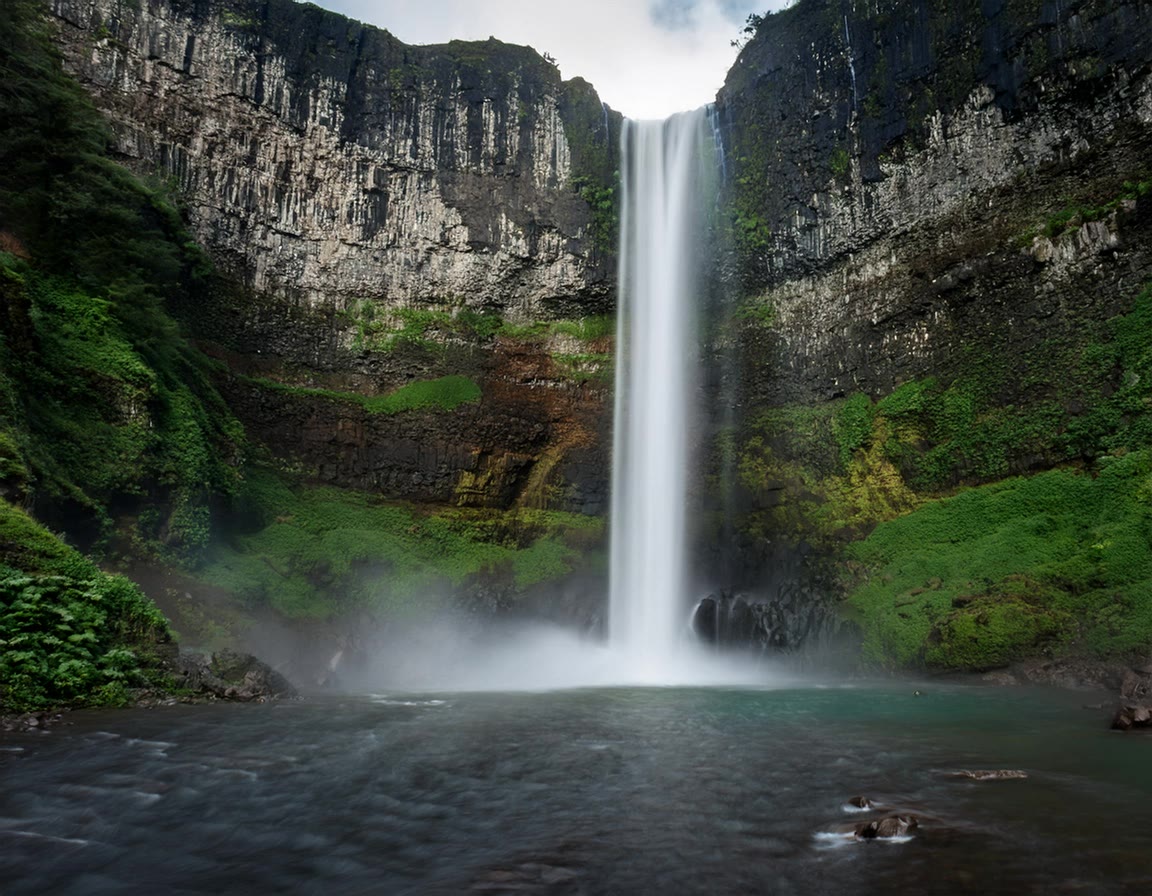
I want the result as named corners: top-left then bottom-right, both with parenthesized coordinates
top-left (732, 277), bottom-right (1152, 670)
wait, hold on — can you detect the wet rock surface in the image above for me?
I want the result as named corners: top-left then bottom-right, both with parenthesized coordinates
top-left (854, 814), bottom-right (920, 840)
top-left (176, 650), bottom-right (298, 702)
top-left (1112, 704), bottom-right (1152, 731)
top-left (1, 711), bottom-right (66, 733)
top-left (691, 587), bottom-right (839, 652)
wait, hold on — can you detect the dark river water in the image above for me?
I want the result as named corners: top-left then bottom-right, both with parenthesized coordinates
top-left (2, 683), bottom-right (1151, 895)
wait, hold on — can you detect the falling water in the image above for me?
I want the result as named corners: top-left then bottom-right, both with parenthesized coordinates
top-left (609, 108), bottom-right (715, 678)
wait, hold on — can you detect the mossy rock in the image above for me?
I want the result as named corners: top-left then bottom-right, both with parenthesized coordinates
top-left (923, 577), bottom-right (1074, 671)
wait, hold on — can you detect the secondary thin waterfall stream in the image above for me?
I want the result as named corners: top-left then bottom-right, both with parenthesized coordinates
top-left (610, 108), bottom-right (714, 677)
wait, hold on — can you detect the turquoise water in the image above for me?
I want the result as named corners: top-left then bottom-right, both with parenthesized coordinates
top-left (2, 683), bottom-right (1150, 894)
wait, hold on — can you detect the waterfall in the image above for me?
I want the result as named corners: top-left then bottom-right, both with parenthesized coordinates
top-left (609, 108), bottom-right (715, 678)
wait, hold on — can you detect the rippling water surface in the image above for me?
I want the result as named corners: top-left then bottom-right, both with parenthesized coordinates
top-left (3, 684), bottom-right (1151, 894)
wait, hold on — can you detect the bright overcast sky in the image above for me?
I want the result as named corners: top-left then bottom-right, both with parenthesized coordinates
top-left (315, 1), bottom-right (791, 119)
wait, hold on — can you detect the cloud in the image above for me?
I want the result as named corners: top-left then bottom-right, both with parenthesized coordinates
top-left (311, 1), bottom-right (789, 119)
top-left (649, 0), bottom-right (698, 31)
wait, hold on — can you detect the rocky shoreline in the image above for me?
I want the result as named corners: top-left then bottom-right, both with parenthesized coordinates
top-left (975, 655), bottom-right (1152, 731)
top-left (1, 649), bottom-right (298, 734)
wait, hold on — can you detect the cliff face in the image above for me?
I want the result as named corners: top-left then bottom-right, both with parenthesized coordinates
top-left (52, 0), bottom-right (617, 321)
top-left (709, 0), bottom-right (1152, 667)
top-left (719, 0), bottom-right (1152, 402)
top-left (51, 0), bottom-right (620, 517)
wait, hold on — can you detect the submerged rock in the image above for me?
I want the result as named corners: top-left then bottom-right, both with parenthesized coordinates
top-left (854, 814), bottom-right (919, 840)
top-left (949, 769), bottom-right (1029, 781)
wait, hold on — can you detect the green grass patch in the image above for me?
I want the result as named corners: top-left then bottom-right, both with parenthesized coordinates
top-left (250, 374), bottom-right (482, 415)
top-left (1039, 178), bottom-right (1151, 239)
top-left (200, 471), bottom-right (603, 619)
top-left (846, 451), bottom-right (1152, 669)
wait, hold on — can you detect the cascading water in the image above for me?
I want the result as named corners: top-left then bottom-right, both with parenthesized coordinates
top-left (609, 108), bottom-right (715, 678)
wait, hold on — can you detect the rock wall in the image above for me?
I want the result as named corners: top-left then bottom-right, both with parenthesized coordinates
top-left (718, 0), bottom-right (1152, 403)
top-left (697, 0), bottom-right (1152, 615)
top-left (50, 0), bottom-right (620, 515)
top-left (51, 0), bottom-right (618, 322)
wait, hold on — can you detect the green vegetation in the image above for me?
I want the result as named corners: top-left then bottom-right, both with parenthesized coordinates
top-left (847, 452), bottom-right (1152, 669)
top-left (499, 313), bottom-right (615, 343)
top-left (734, 296), bottom-right (777, 328)
top-left (732, 278), bottom-right (1152, 670)
top-left (829, 147), bottom-right (851, 177)
top-left (0, 0), bottom-right (243, 709)
top-left (0, 501), bottom-right (173, 712)
top-left (0, 0), bottom-right (243, 559)
top-left (341, 300), bottom-right (614, 360)
top-left (251, 374), bottom-right (482, 416)
top-left (1035, 178), bottom-right (1152, 240)
top-left (1, 260), bottom-right (243, 549)
top-left (558, 76), bottom-right (619, 252)
top-left (199, 470), bottom-right (603, 619)
top-left (572, 175), bottom-right (619, 253)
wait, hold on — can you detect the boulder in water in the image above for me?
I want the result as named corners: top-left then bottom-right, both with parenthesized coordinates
top-left (1112, 704), bottom-right (1152, 730)
top-left (854, 814), bottom-right (919, 840)
top-left (177, 650), bottom-right (297, 701)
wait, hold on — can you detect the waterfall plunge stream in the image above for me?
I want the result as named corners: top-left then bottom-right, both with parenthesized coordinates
top-left (344, 108), bottom-right (758, 692)
top-left (609, 109), bottom-right (715, 679)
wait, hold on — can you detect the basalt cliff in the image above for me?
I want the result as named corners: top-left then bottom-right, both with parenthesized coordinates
top-left (707, 0), bottom-right (1152, 673)
top-left (51, 0), bottom-right (621, 518)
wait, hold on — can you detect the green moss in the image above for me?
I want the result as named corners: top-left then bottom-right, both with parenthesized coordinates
top-left (1, 261), bottom-right (243, 557)
top-left (250, 374), bottom-right (481, 415)
top-left (834, 393), bottom-right (874, 466)
top-left (200, 472), bottom-right (603, 619)
top-left (550, 314), bottom-right (615, 342)
top-left (829, 147), bottom-right (850, 177)
top-left (0, 1), bottom-right (244, 566)
top-left (846, 451), bottom-right (1152, 669)
top-left (572, 175), bottom-right (618, 253)
top-left (734, 296), bottom-right (777, 328)
top-left (511, 536), bottom-right (577, 588)
top-left (1020, 178), bottom-right (1152, 243)
top-left (368, 376), bottom-right (481, 413)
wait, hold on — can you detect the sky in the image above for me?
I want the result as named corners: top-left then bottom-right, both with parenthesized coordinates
top-left (317, 1), bottom-right (791, 119)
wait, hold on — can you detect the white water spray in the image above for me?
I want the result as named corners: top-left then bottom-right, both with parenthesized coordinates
top-left (609, 108), bottom-right (714, 680)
